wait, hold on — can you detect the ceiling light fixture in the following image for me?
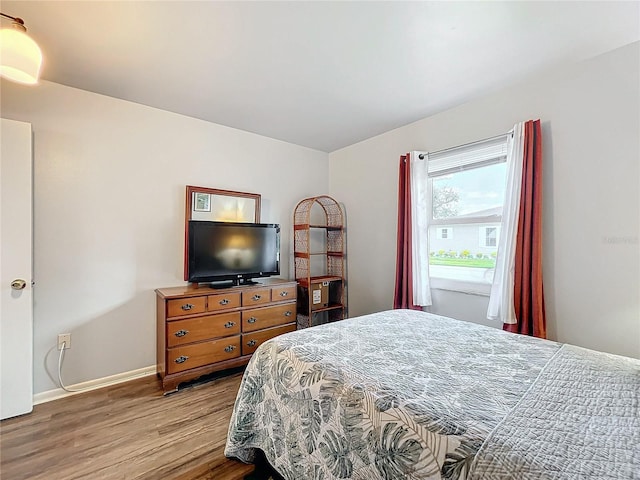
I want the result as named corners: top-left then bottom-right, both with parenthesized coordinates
top-left (0, 12), bottom-right (42, 85)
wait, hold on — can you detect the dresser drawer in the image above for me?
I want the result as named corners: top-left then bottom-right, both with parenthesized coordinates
top-left (242, 303), bottom-right (296, 333)
top-left (167, 336), bottom-right (241, 374)
top-left (271, 284), bottom-right (296, 302)
top-left (207, 292), bottom-right (241, 311)
top-left (167, 312), bottom-right (241, 347)
top-left (242, 288), bottom-right (272, 306)
top-left (242, 323), bottom-right (297, 355)
top-left (167, 296), bottom-right (206, 318)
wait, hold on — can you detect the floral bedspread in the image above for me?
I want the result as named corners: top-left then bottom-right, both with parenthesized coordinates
top-left (224, 309), bottom-right (560, 479)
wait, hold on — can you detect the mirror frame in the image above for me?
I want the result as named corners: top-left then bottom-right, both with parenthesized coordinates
top-left (184, 186), bottom-right (262, 281)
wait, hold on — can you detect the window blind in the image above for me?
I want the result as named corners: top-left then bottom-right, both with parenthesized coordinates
top-left (426, 135), bottom-right (508, 177)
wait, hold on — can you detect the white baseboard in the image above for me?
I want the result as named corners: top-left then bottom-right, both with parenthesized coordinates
top-left (33, 365), bottom-right (157, 405)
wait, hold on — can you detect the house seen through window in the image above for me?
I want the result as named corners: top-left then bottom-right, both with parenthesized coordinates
top-left (426, 136), bottom-right (508, 286)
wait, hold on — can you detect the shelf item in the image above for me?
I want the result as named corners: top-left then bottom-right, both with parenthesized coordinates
top-left (155, 278), bottom-right (296, 394)
top-left (293, 195), bottom-right (346, 329)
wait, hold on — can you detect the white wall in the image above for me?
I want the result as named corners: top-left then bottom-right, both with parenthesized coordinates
top-left (329, 42), bottom-right (640, 358)
top-left (1, 80), bottom-right (329, 394)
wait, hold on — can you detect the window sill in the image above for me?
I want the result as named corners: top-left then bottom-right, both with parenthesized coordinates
top-left (430, 277), bottom-right (491, 296)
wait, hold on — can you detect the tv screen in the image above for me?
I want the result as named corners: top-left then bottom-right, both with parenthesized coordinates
top-left (188, 221), bottom-right (280, 286)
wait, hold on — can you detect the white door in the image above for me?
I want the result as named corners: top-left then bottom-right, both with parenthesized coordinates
top-left (0, 118), bottom-right (33, 420)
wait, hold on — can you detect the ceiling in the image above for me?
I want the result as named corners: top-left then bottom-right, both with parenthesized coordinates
top-left (3, 1), bottom-right (639, 152)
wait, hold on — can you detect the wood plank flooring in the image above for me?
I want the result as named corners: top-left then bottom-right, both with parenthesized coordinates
top-left (0, 370), bottom-right (270, 480)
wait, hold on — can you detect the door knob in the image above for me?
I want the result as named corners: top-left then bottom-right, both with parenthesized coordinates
top-left (11, 279), bottom-right (27, 290)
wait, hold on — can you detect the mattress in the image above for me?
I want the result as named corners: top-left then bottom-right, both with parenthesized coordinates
top-left (224, 309), bottom-right (639, 479)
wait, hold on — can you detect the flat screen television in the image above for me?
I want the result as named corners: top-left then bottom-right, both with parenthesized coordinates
top-left (187, 221), bottom-right (280, 286)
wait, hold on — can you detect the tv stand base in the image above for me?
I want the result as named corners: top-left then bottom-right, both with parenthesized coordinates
top-left (206, 279), bottom-right (260, 289)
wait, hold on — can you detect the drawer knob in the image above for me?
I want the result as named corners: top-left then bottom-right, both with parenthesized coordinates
top-left (224, 321), bottom-right (236, 328)
top-left (224, 345), bottom-right (236, 353)
top-left (252, 294), bottom-right (262, 301)
top-left (219, 299), bottom-right (230, 306)
top-left (247, 340), bottom-right (257, 347)
top-left (279, 291), bottom-right (288, 297)
top-left (181, 303), bottom-right (194, 311)
top-left (174, 329), bottom-right (189, 337)
top-left (174, 355), bottom-right (189, 364)
top-left (247, 317), bottom-right (257, 324)
top-left (284, 311), bottom-right (292, 317)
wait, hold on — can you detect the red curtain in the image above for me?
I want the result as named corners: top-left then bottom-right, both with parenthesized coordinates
top-left (394, 153), bottom-right (421, 310)
top-left (504, 120), bottom-right (546, 337)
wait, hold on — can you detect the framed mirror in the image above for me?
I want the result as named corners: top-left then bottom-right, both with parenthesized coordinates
top-left (184, 186), bottom-right (261, 280)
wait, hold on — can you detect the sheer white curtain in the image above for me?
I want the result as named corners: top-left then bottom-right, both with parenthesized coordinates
top-left (410, 152), bottom-right (432, 307)
top-left (487, 123), bottom-right (525, 323)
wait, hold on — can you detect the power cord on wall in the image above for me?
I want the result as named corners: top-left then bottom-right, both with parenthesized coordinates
top-left (57, 341), bottom-right (88, 393)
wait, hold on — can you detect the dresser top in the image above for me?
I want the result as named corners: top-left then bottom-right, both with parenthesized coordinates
top-left (155, 277), bottom-right (296, 299)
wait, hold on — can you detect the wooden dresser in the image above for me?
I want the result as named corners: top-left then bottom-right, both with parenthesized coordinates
top-left (156, 278), bottom-right (296, 394)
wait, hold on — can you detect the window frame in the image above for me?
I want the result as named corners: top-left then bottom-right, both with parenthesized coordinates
top-left (423, 140), bottom-right (508, 296)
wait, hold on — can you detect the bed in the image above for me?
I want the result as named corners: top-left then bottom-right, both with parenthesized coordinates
top-left (224, 309), bottom-right (639, 479)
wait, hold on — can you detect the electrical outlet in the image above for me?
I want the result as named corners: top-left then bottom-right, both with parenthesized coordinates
top-left (57, 333), bottom-right (71, 350)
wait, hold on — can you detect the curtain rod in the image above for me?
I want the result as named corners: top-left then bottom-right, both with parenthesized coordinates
top-left (418, 130), bottom-right (513, 160)
top-left (0, 12), bottom-right (23, 23)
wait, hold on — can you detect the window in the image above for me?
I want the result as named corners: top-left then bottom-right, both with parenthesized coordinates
top-left (423, 136), bottom-right (508, 291)
top-left (436, 227), bottom-right (453, 240)
top-left (479, 226), bottom-right (500, 248)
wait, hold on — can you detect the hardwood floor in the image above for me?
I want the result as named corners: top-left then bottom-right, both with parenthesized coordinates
top-left (0, 370), bottom-right (271, 480)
